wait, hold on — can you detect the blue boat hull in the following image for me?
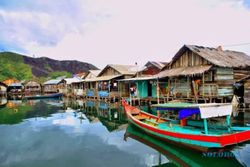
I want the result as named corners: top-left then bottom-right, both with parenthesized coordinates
top-left (25, 93), bottom-right (63, 100)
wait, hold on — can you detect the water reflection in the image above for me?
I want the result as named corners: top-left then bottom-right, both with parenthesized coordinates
top-left (0, 98), bottom-right (7, 107)
top-left (0, 99), bottom-right (63, 124)
top-left (125, 124), bottom-right (248, 167)
top-left (83, 100), bottom-right (127, 132)
top-left (0, 99), bottom-right (249, 167)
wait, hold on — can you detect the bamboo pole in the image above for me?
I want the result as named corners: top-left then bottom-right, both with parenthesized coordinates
top-left (157, 78), bottom-right (160, 104)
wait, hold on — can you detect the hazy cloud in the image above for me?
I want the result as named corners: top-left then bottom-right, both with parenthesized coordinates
top-left (0, 0), bottom-right (250, 68)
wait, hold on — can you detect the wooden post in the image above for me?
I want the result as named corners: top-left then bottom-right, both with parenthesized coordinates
top-left (174, 78), bottom-right (177, 99)
top-left (129, 82), bottom-right (132, 105)
top-left (202, 73), bottom-right (205, 97)
top-left (192, 80), bottom-right (198, 103)
top-left (136, 81), bottom-right (140, 106)
top-left (187, 76), bottom-right (189, 98)
top-left (167, 79), bottom-right (170, 102)
top-left (203, 118), bottom-right (208, 134)
top-left (226, 115), bottom-right (231, 132)
top-left (157, 78), bottom-right (160, 104)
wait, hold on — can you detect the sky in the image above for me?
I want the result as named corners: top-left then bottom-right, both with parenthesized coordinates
top-left (0, 0), bottom-right (250, 69)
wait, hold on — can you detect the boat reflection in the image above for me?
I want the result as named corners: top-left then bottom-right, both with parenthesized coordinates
top-left (124, 124), bottom-right (244, 167)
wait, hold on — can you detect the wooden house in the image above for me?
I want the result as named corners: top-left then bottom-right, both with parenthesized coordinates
top-left (43, 79), bottom-right (62, 94)
top-left (67, 78), bottom-right (84, 97)
top-left (137, 61), bottom-right (168, 76)
top-left (119, 61), bottom-right (168, 99)
top-left (157, 45), bottom-right (250, 102)
top-left (7, 83), bottom-right (24, 95)
top-left (84, 70), bottom-right (101, 98)
top-left (89, 64), bottom-right (137, 100)
top-left (59, 77), bottom-right (83, 96)
top-left (24, 81), bottom-right (41, 95)
top-left (0, 81), bottom-right (7, 97)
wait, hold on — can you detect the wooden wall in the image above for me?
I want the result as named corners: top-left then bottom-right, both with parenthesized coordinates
top-left (171, 50), bottom-right (211, 68)
top-left (215, 68), bottom-right (234, 96)
top-left (100, 67), bottom-right (120, 76)
top-left (169, 77), bottom-right (191, 97)
top-left (244, 81), bottom-right (250, 104)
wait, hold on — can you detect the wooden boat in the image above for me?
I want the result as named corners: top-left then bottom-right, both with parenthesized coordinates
top-left (125, 125), bottom-right (244, 167)
top-left (122, 101), bottom-right (250, 152)
top-left (24, 93), bottom-right (63, 100)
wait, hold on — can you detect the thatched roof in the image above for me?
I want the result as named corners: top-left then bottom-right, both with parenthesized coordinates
top-left (89, 70), bottom-right (101, 77)
top-left (98, 64), bottom-right (137, 76)
top-left (157, 65), bottom-right (212, 78)
top-left (171, 45), bottom-right (250, 69)
top-left (25, 81), bottom-right (40, 87)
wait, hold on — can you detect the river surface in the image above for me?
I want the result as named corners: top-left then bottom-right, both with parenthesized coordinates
top-left (0, 98), bottom-right (249, 167)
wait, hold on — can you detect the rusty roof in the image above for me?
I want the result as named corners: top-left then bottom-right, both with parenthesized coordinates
top-left (157, 65), bottom-right (212, 78)
top-left (171, 45), bottom-right (250, 69)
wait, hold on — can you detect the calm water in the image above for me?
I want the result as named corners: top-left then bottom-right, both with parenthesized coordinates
top-left (0, 98), bottom-right (249, 167)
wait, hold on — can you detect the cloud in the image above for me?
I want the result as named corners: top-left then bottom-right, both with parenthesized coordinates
top-left (0, 0), bottom-right (86, 51)
top-left (0, 0), bottom-right (250, 68)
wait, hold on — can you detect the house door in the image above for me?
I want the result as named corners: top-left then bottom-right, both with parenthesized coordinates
top-left (148, 81), bottom-right (152, 97)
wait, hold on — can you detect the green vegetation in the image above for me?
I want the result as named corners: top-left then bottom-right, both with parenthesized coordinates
top-left (0, 52), bottom-right (33, 81)
top-left (44, 62), bottom-right (52, 71)
top-left (48, 71), bottom-right (72, 79)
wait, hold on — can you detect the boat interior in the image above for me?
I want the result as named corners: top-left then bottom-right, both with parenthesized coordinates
top-left (131, 110), bottom-right (250, 136)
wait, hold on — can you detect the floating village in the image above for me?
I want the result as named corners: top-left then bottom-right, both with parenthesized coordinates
top-left (1, 44), bottom-right (250, 166)
top-left (1, 45), bottom-right (250, 105)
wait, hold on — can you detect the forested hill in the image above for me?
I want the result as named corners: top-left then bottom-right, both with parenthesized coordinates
top-left (0, 52), bottom-right (98, 81)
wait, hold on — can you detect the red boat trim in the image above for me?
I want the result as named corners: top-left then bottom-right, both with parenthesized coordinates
top-left (122, 101), bottom-right (250, 147)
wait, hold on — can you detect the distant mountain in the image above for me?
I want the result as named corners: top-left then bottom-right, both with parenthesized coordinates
top-left (0, 52), bottom-right (98, 81)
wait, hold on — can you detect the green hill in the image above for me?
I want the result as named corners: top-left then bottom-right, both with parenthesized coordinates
top-left (0, 52), bottom-right (98, 81)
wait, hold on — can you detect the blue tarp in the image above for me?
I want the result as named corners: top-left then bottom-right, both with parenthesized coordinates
top-left (98, 91), bottom-right (109, 97)
top-left (178, 108), bottom-right (200, 120)
top-left (86, 101), bottom-right (94, 107)
top-left (87, 90), bottom-right (94, 97)
top-left (99, 102), bottom-right (108, 109)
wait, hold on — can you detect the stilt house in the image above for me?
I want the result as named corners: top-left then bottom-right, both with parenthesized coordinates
top-left (157, 45), bottom-right (250, 102)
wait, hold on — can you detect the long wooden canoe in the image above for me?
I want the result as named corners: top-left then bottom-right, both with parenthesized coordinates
top-left (122, 101), bottom-right (250, 152)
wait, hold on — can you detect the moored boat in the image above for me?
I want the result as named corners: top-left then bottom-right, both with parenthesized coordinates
top-left (24, 93), bottom-right (63, 100)
top-left (125, 125), bottom-right (244, 167)
top-left (122, 101), bottom-right (250, 152)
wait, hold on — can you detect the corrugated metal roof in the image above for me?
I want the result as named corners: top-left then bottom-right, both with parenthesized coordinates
top-left (64, 77), bottom-right (83, 84)
top-left (98, 64), bottom-right (138, 76)
top-left (157, 65), bottom-right (212, 78)
top-left (9, 83), bottom-right (23, 87)
top-left (118, 76), bottom-right (156, 81)
top-left (172, 45), bottom-right (250, 68)
top-left (85, 75), bottom-right (122, 82)
top-left (44, 79), bottom-right (62, 85)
